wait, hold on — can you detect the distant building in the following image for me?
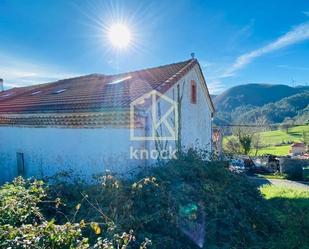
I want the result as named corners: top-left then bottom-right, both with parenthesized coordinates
top-left (289, 142), bottom-right (307, 156)
top-left (0, 59), bottom-right (215, 183)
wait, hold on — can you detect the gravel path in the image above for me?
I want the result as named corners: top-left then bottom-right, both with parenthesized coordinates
top-left (248, 176), bottom-right (309, 191)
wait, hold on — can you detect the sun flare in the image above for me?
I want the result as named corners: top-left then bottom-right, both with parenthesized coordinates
top-left (107, 23), bottom-right (132, 49)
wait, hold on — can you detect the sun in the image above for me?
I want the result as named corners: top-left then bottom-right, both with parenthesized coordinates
top-left (107, 23), bottom-right (132, 49)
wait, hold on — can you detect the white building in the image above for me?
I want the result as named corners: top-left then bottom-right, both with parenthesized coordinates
top-left (289, 142), bottom-right (307, 156)
top-left (0, 59), bottom-right (214, 183)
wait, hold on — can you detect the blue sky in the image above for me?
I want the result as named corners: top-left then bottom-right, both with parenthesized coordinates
top-left (0, 0), bottom-right (309, 93)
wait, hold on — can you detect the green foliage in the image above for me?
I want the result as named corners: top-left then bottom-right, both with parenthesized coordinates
top-left (213, 83), bottom-right (309, 126)
top-left (45, 153), bottom-right (278, 249)
top-left (214, 84), bottom-right (301, 113)
top-left (3, 151), bottom-right (308, 248)
top-left (302, 130), bottom-right (309, 146)
top-left (0, 176), bottom-right (149, 249)
top-left (234, 92), bottom-right (309, 125)
top-left (281, 159), bottom-right (309, 181)
top-left (238, 133), bottom-right (253, 155)
top-left (224, 125), bottom-right (309, 156)
top-left (260, 185), bottom-right (309, 249)
top-left (0, 176), bottom-right (45, 226)
top-left (0, 221), bottom-right (89, 249)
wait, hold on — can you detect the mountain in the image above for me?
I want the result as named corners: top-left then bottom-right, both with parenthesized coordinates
top-left (213, 84), bottom-right (303, 112)
top-left (234, 92), bottom-right (309, 124)
top-left (213, 84), bottom-right (309, 125)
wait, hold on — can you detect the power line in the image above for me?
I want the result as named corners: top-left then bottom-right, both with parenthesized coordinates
top-left (215, 124), bottom-right (308, 128)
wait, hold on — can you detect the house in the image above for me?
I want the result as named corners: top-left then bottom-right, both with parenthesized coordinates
top-left (0, 59), bottom-right (214, 183)
top-left (289, 142), bottom-right (307, 156)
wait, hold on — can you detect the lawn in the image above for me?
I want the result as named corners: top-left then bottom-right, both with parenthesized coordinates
top-left (256, 145), bottom-right (290, 156)
top-left (256, 125), bottom-right (308, 155)
top-left (224, 125), bottom-right (309, 156)
top-left (260, 184), bottom-right (309, 248)
top-left (258, 125), bottom-right (308, 146)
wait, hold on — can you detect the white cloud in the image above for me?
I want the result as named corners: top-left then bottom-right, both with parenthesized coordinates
top-left (200, 60), bottom-right (215, 68)
top-left (304, 11), bottom-right (309, 17)
top-left (224, 22), bottom-right (309, 77)
top-left (206, 78), bottom-right (226, 94)
top-left (0, 53), bottom-right (78, 89)
top-left (277, 64), bottom-right (309, 71)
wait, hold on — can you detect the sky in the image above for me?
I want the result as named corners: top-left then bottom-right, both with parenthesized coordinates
top-left (0, 0), bottom-right (309, 94)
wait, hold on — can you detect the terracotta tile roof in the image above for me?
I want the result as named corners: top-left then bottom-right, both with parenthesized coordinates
top-left (0, 59), bottom-right (213, 127)
top-left (291, 142), bottom-right (306, 148)
top-left (0, 112), bottom-right (144, 128)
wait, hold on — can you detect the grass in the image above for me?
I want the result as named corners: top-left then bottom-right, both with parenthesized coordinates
top-left (257, 173), bottom-right (287, 179)
top-left (224, 125), bottom-right (309, 156)
top-left (261, 184), bottom-right (309, 201)
top-left (260, 184), bottom-right (309, 248)
top-left (256, 125), bottom-right (309, 155)
top-left (256, 145), bottom-right (290, 156)
top-left (258, 125), bottom-right (307, 146)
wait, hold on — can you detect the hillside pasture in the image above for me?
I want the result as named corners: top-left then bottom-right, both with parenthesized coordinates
top-left (223, 125), bottom-right (308, 156)
top-left (256, 125), bottom-right (308, 155)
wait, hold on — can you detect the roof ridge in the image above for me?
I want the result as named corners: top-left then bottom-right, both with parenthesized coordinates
top-left (106, 58), bottom-right (195, 78)
top-left (5, 59), bottom-right (195, 91)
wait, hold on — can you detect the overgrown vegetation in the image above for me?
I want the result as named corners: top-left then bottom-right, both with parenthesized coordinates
top-left (0, 150), bottom-right (308, 248)
top-left (260, 185), bottom-right (309, 249)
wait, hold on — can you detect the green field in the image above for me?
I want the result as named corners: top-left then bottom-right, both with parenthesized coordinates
top-left (256, 125), bottom-right (308, 155)
top-left (224, 125), bottom-right (309, 156)
top-left (260, 184), bottom-right (309, 248)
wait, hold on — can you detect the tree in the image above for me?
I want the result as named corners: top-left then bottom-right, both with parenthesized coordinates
top-left (280, 118), bottom-right (295, 134)
top-left (236, 129), bottom-right (253, 155)
top-left (251, 116), bottom-right (268, 156)
top-left (224, 137), bottom-right (241, 154)
top-left (302, 130), bottom-right (309, 146)
top-left (252, 133), bottom-right (262, 156)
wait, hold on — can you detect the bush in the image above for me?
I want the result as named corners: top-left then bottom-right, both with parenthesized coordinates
top-left (0, 151), bottom-right (280, 249)
top-left (43, 151), bottom-right (278, 249)
top-left (0, 177), bottom-right (45, 226)
top-left (0, 177), bottom-right (150, 249)
top-left (280, 159), bottom-right (309, 180)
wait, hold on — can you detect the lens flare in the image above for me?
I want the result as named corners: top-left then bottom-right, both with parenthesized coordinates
top-left (107, 23), bottom-right (132, 49)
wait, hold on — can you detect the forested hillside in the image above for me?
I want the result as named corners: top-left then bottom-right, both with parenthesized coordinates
top-left (213, 84), bottom-right (309, 125)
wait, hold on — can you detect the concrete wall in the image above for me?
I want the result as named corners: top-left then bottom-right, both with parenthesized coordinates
top-left (0, 127), bottom-right (144, 183)
top-left (179, 65), bottom-right (212, 150)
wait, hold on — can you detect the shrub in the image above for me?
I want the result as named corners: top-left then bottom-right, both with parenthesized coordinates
top-left (0, 177), bottom-right (45, 226)
top-left (43, 152), bottom-right (278, 249)
top-left (0, 177), bottom-right (150, 249)
top-left (0, 150), bottom-right (280, 249)
top-left (280, 159), bottom-right (309, 180)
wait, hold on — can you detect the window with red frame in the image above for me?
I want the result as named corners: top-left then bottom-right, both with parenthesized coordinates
top-left (191, 80), bottom-right (197, 104)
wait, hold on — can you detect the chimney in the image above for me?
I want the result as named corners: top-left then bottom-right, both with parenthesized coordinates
top-left (0, 79), bottom-right (3, 92)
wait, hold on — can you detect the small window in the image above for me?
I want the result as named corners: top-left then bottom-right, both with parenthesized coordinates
top-left (31, 91), bottom-right (42, 96)
top-left (16, 152), bottom-right (25, 176)
top-left (108, 75), bottom-right (132, 85)
top-left (191, 80), bottom-right (197, 104)
top-left (53, 89), bottom-right (66, 94)
top-left (0, 93), bottom-right (13, 98)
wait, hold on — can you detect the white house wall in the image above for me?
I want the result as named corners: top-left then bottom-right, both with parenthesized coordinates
top-left (0, 127), bottom-right (144, 184)
top-left (152, 65), bottom-right (213, 153)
